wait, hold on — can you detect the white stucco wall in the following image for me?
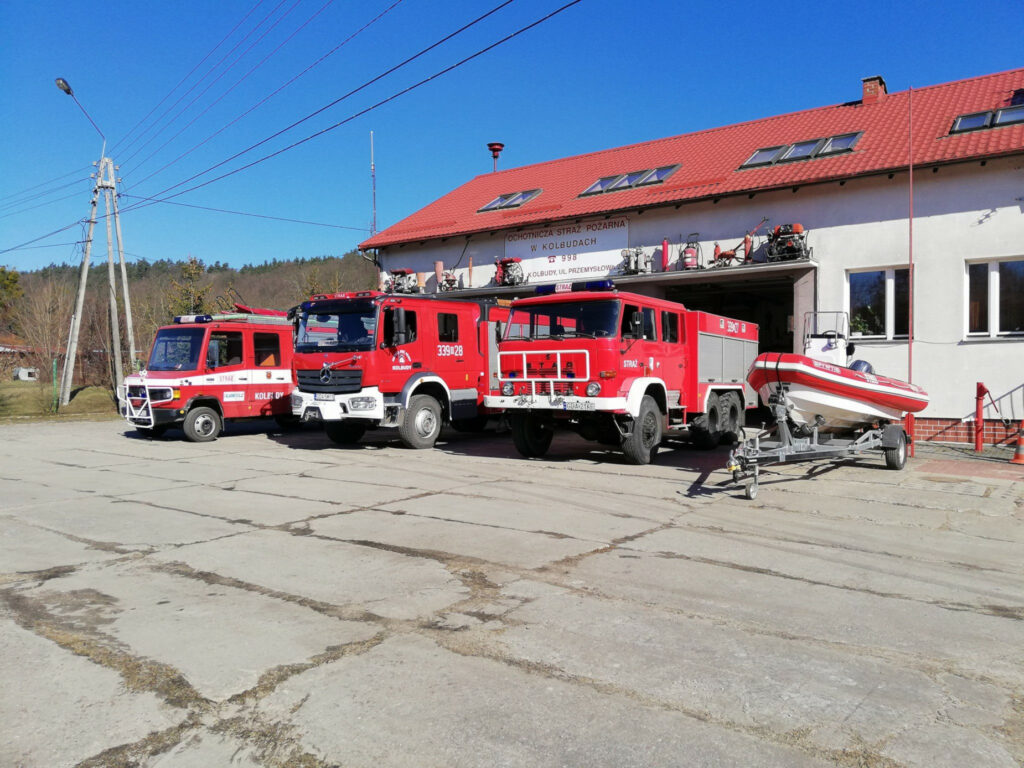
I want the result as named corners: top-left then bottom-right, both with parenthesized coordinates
top-left (376, 156), bottom-right (1024, 419)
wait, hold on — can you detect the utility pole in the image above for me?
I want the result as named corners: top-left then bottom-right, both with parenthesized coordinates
top-left (56, 77), bottom-right (137, 406)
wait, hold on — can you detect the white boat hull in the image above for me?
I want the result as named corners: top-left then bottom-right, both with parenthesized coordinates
top-left (757, 382), bottom-right (905, 432)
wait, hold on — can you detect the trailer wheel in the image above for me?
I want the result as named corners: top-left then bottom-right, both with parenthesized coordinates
top-left (691, 393), bottom-right (722, 450)
top-left (183, 407), bottom-right (221, 443)
top-left (621, 395), bottom-right (662, 465)
top-left (744, 480), bottom-right (759, 500)
top-left (884, 430), bottom-right (908, 470)
top-left (325, 420), bottom-right (367, 445)
top-left (399, 394), bottom-right (442, 449)
top-left (510, 412), bottom-right (553, 458)
top-left (720, 392), bottom-right (743, 444)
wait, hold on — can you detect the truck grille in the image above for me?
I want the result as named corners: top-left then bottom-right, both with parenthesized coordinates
top-left (297, 368), bottom-right (363, 394)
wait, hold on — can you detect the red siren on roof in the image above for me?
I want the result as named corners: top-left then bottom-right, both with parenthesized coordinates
top-left (862, 75), bottom-right (888, 105)
top-left (487, 142), bottom-right (504, 172)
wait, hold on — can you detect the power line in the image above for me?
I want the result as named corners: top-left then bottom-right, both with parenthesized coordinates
top-left (124, 0), bottom-right (337, 178)
top-left (120, 0), bottom-right (583, 216)
top-left (120, 193), bottom-right (370, 231)
top-left (0, 190), bottom-right (89, 220)
top-left (0, 221), bottom-right (83, 255)
top-left (0, 242), bottom-right (79, 253)
top-left (0, 167), bottom-right (92, 204)
top-left (126, 0), bottom-right (517, 202)
top-left (112, 0), bottom-right (268, 153)
top-left (117, 0), bottom-right (294, 165)
top-left (130, 0), bottom-right (403, 190)
top-left (0, 177), bottom-right (92, 213)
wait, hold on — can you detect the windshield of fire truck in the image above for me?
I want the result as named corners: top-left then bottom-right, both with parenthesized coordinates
top-left (503, 300), bottom-right (620, 341)
top-left (147, 327), bottom-right (206, 371)
top-left (296, 301), bottom-right (377, 353)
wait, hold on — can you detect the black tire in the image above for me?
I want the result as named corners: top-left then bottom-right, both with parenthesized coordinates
top-left (136, 425), bottom-right (168, 439)
top-left (720, 391), bottom-right (743, 444)
top-left (451, 415), bottom-right (489, 433)
top-left (884, 430), bottom-right (908, 470)
top-left (510, 412), bottom-right (553, 458)
top-left (398, 394), bottom-right (443, 449)
top-left (692, 393), bottom-right (722, 450)
top-left (621, 395), bottom-right (662, 465)
top-left (183, 406), bottom-right (221, 443)
top-left (325, 420), bottom-right (367, 445)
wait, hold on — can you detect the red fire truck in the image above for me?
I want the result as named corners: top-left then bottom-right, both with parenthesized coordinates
top-left (290, 291), bottom-right (508, 448)
top-left (483, 281), bottom-right (758, 464)
top-left (120, 305), bottom-right (294, 442)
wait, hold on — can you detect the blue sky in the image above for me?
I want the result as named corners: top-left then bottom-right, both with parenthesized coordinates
top-left (1, 0), bottom-right (1020, 272)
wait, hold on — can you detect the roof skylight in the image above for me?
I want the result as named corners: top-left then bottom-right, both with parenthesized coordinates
top-left (579, 165), bottom-right (679, 197)
top-left (951, 105), bottom-right (1024, 133)
top-left (740, 132), bottom-right (862, 169)
top-left (478, 189), bottom-right (542, 212)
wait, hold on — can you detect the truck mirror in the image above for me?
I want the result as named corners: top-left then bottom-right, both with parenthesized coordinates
top-left (630, 311), bottom-right (643, 338)
top-left (393, 307), bottom-right (408, 346)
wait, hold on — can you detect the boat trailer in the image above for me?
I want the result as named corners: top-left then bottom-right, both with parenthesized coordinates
top-left (726, 393), bottom-right (910, 500)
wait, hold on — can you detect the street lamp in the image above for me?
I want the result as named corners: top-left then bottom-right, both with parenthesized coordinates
top-left (55, 76), bottom-right (105, 142)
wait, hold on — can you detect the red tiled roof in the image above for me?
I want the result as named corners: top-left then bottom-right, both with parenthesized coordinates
top-left (362, 67), bottom-right (1024, 249)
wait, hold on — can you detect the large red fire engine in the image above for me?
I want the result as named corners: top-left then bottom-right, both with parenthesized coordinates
top-left (290, 291), bottom-right (508, 448)
top-left (120, 305), bottom-right (294, 442)
top-left (483, 281), bottom-right (758, 464)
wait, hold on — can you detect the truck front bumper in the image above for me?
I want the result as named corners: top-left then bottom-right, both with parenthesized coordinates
top-left (483, 394), bottom-right (627, 414)
top-left (292, 387), bottom-right (386, 422)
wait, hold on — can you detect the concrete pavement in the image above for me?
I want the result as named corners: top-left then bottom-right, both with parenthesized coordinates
top-left (1, 419), bottom-right (1021, 767)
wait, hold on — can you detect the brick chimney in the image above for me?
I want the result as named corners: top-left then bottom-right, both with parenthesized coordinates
top-left (861, 75), bottom-right (887, 105)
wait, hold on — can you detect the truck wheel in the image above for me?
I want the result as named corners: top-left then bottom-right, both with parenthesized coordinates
top-left (510, 412), bottom-right (553, 458)
top-left (325, 420), bottom-right (366, 445)
top-left (691, 393), bottom-right (722, 450)
top-left (720, 392), bottom-right (743, 444)
top-left (137, 425), bottom-right (167, 439)
top-left (884, 430), bottom-right (908, 470)
top-left (621, 395), bottom-right (662, 465)
top-left (183, 407), bottom-right (221, 443)
top-left (399, 394), bottom-right (442, 449)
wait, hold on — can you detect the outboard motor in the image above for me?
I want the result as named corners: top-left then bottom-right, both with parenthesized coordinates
top-left (849, 359), bottom-right (875, 375)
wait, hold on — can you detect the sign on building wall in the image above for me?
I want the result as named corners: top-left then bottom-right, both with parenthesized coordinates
top-left (504, 217), bottom-right (629, 282)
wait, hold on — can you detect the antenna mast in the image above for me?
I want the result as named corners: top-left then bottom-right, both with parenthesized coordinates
top-left (370, 131), bottom-right (377, 237)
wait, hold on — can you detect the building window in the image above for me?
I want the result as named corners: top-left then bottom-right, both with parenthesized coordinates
top-left (950, 106), bottom-right (1024, 134)
top-left (967, 259), bottom-right (1024, 336)
top-left (993, 105), bottom-right (1024, 127)
top-left (478, 189), bottom-right (541, 212)
top-left (848, 268), bottom-right (909, 338)
top-left (740, 133), bottom-right (861, 169)
top-left (579, 165), bottom-right (679, 197)
top-left (438, 313), bottom-right (459, 342)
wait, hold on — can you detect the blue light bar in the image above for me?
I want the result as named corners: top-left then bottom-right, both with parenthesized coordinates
top-left (173, 314), bottom-right (213, 324)
top-left (535, 279), bottom-right (615, 296)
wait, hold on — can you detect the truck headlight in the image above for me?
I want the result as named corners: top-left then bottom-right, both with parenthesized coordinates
top-left (586, 382), bottom-right (601, 397)
top-left (349, 396), bottom-right (377, 411)
top-left (501, 382), bottom-right (514, 396)
top-left (290, 393), bottom-right (303, 408)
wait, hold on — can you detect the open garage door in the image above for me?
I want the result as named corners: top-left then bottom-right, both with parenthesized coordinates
top-left (666, 277), bottom-right (795, 353)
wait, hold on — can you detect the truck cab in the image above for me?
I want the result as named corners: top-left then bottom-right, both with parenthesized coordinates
top-left (120, 307), bottom-right (294, 442)
top-left (290, 291), bottom-right (507, 448)
top-left (483, 281), bottom-right (758, 464)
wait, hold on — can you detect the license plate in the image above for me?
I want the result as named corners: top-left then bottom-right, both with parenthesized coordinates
top-left (563, 400), bottom-right (596, 411)
top-left (314, 392), bottom-right (335, 401)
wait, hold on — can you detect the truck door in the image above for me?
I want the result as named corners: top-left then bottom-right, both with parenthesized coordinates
top-left (620, 302), bottom-right (659, 378)
top-left (378, 304), bottom-right (424, 394)
top-left (659, 309), bottom-right (685, 400)
top-left (250, 330), bottom-right (291, 416)
top-left (434, 306), bottom-right (480, 419)
top-left (204, 329), bottom-right (247, 417)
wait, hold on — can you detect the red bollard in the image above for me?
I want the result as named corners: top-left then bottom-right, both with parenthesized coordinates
top-left (975, 382), bottom-right (988, 453)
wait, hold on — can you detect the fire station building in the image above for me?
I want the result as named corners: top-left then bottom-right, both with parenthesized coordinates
top-left (360, 68), bottom-right (1024, 443)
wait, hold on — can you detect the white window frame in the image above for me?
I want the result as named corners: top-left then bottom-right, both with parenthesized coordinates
top-left (964, 257), bottom-right (1024, 338)
top-left (846, 267), bottom-right (909, 340)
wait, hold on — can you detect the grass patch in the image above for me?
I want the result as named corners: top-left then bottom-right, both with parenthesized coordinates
top-left (0, 380), bottom-right (118, 421)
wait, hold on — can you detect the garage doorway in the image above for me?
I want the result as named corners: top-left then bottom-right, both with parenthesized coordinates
top-left (666, 278), bottom-right (794, 353)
